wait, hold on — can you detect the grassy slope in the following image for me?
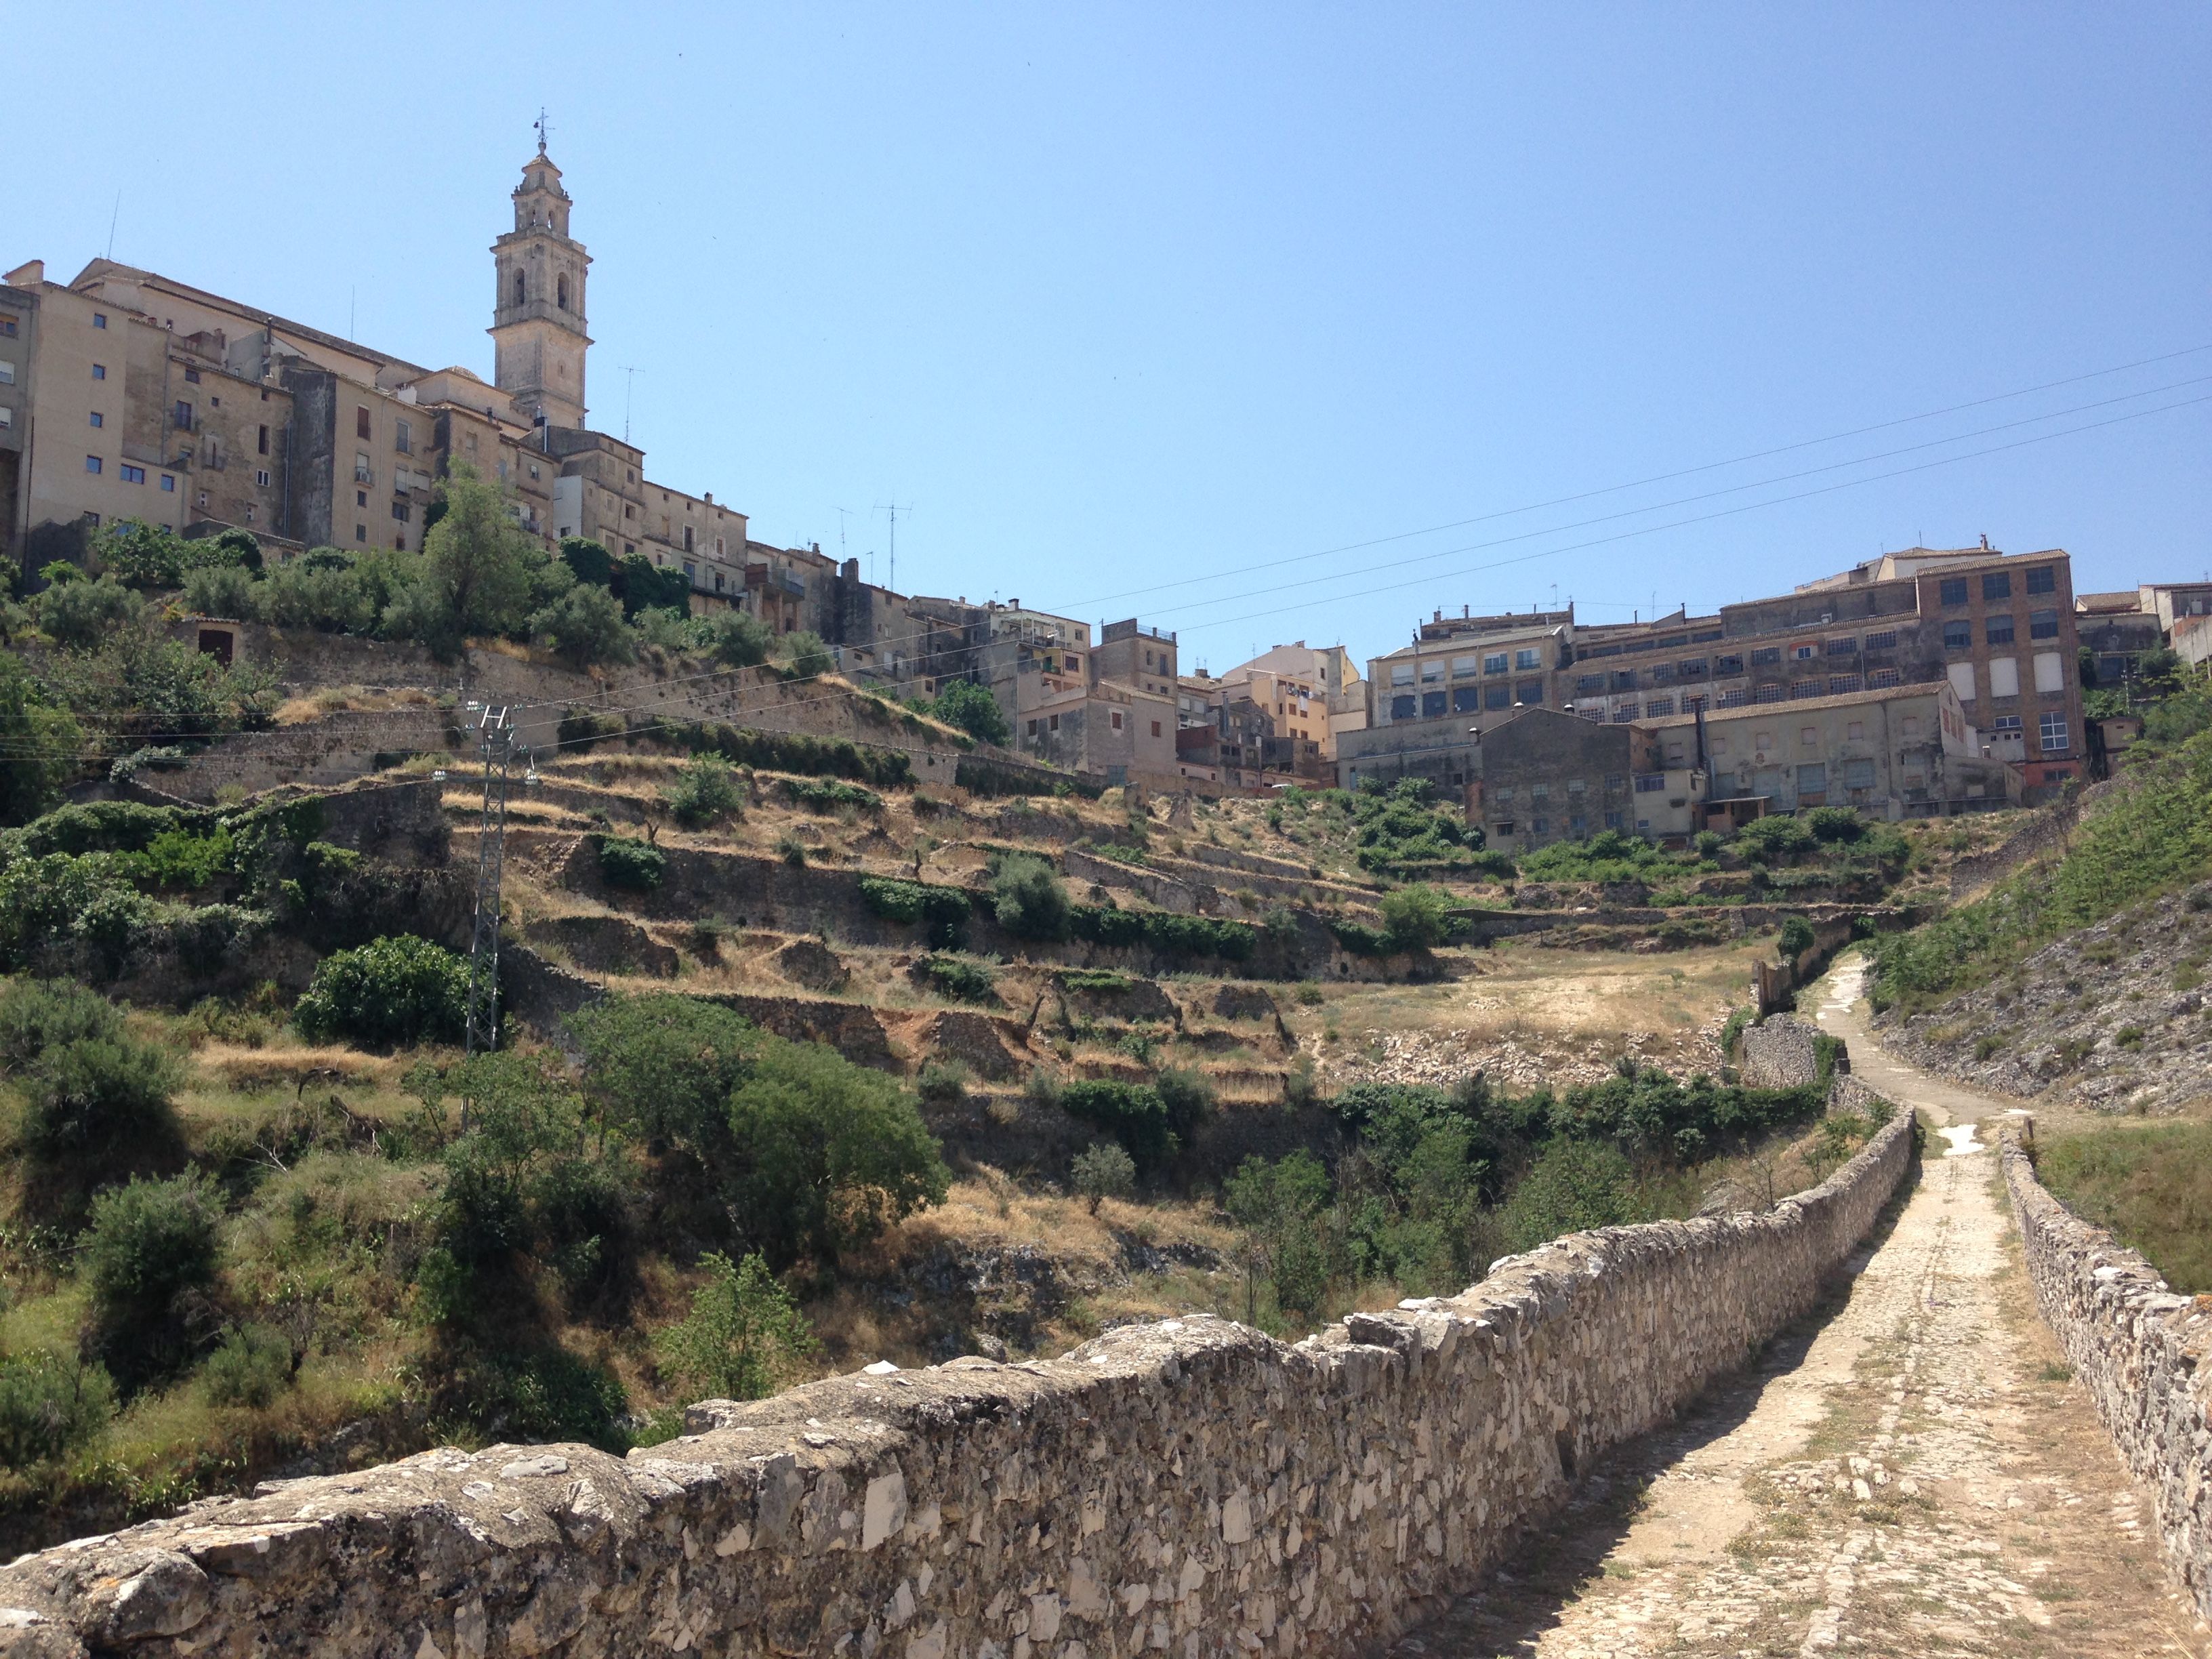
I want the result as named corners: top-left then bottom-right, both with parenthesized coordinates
top-left (2036, 1123), bottom-right (2212, 1292)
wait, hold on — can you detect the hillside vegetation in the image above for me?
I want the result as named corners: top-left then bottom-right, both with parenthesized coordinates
top-left (2035, 1122), bottom-right (2212, 1292)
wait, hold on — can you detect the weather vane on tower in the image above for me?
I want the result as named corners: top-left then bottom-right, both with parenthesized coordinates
top-left (535, 108), bottom-right (550, 154)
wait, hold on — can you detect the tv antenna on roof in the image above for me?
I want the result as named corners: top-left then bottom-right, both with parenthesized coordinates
top-left (619, 366), bottom-right (640, 444)
top-left (874, 500), bottom-right (913, 594)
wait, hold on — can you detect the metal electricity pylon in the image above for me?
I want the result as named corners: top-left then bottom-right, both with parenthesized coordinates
top-left (464, 703), bottom-right (527, 1055)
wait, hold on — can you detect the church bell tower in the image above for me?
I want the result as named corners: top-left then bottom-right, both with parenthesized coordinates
top-left (490, 128), bottom-right (592, 432)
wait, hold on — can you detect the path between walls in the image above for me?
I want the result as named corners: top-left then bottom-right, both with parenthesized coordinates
top-left (1390, 952), bottom-right (2212, 1659)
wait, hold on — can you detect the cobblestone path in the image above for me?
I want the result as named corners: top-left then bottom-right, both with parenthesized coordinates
top-left (1389, 960), bottom-right (2211, 1659)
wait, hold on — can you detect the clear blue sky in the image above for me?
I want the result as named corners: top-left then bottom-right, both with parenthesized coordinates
top-left (14, 3), bottom-right (2207, 670)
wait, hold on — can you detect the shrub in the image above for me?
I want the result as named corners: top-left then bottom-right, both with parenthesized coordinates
top-left (860, 876), bottom-right (973, 933)
top-left (989, 853), bottom-right (1070, 939)
top-left (779, 630), bottom-right (834, 679)
top-left (614, 552), bottom-right (691, 618)
top-left (0, 657), bottom-right (83, 826)
top-left (920, 955), bottom-right (997, 1002)
top-left (188, 527), bottom-right (264, 571)
top-left (1067, 905), bottom-right (1256, 962)
top-left (596, 834), bottom-right (668, 891)
top-left (201, 1323), bottom-right (293, 1408)
top-left (1499, 1139), bottom-right (1642, 1252)
top-left (1060, 1080), bottom-right (1178, 1166)
top-left (559, 536), bottom-right (615, 589)
top-left (181, 563), bottom-right (258, 618)
top-left (293, 934), bottom-right (470, 1048)
top-left (654, 1250), bottom-right (816, 1401)
top-left (0, 1350), bottom-right (115, 1470)
top-left (1805, 806), bottom-right (1864, 843)
top-left (530, 581), bottom-right (635, 668)
top-left (1223, 1149), bottom-right (1334, 1323)
top-left (253, 558), bottom-right (382, 634)
top-left (0, 977), bottom-right (124, 1069)
top-left (79, 1172), bottom-right (221, 1389)
top-left (916, 1058), bottom-right (970, 1106)
top-left (930, 680), bottom-right (1012, 746)
top-left (706, 611), bottom-right (775, 668)
top-left (1778, 915), bottom-right (1817, 960)
top-left (94, 518), bottom-right (193, 588)
top-left (20, 1032), bottom-right (183, 1160)
top-left (126, 826), bottom-right (234, 889)
top-left (664, 755), bottom-right (745, 827)
top-left (1152, 1067), bottom-right (1217, 1142)
top-left (39, 575), bottom-right (143, 650)
top-left (1071, 1141), bottom-right (1136, 1214)
top-left (631, 606), bottom-right (703, 652)
top-left (1736, 815), bottom-right (1816, 863)
top-left (724, 1038), bottom-right (949, 1266)
top-left (1379, 883), bottom-right (1456, 951)
top-left (776, 834), bottom-right (807, 867)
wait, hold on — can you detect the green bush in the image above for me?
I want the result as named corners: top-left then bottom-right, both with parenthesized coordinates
top-left (181, 563), bottom-right (258, 618)
top-left (1778, 915), bottom-right (1818, 960)
top-left (530, 581), bottom-right (635, 668)
top-left (1736, 815), bottom-right (1816, 863)
top-left (1499, 1139), bottom-right (1642, 1252)
top-left (293, 934), bottom-right (470, 1048)
top-left (596, 834), bottom-right (668, 891)
top-left (779, 630), bottom-right (834, 679)
top-left (201, 1324), bottom-right (293, 1408)
top-left (920, 955), bottom-right (998, 1002)
top-left (654, 1250), bottom-right (815, 1401)
top-left (1223, 1149), bottom-right (1334, 1323)
top-left (614, 552), bottom-right (691, 618)
top-left (929, 680), bottom-right (1012, 746)
top-left (663, 756), bottom-right (746, 827)
top-left (0, 977), bottom-right (125, 1069)
top-left (989, 853), bottom-right (1070, 939)
top-left (1805, 806), bottom-right (1864, 843)
top-left (0, 1350), bottom-right (115, 1469)
top-left (1379, 883), bottom-right (1456, 950)
top-left (94, 518), bottom-right (194, 588)
top-left (20, 1033), bottom-right (184, 1161)
top-left (79, 1172), bottom-right (222, 1389)
top-left (1059, 1080), bottom-right (1178, 1166)
top-left (859, 876), bottom-right (973, 934)
top-left (723, 1038), bottom-right (949, 1266)
top-left (559, 536), bottom-right (615, 589)
top-left (124, 826), bottom-right (234, 889)
top-left (1067, 905), bottom-right (1256, 962)
top-left (706, 611), bottom-right (776, 668)
top-left (916, 1058), bottom-right (970, 1105)
top-left (191, 527), bottom-right (264, 572)
top-left (781, 777), bottom-right (881, 813)
top-left (0, 657), bottom-right (83, 827)
top-left (39, 575), bottom-right (144, 650)
top-left (1072, 1141), bottom-right (1137, 1213)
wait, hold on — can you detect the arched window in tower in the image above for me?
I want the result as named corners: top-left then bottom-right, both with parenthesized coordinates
top-left (512, 270), bottom-right (526, 308)
top-left (556, 274), bottom-right (569, 310)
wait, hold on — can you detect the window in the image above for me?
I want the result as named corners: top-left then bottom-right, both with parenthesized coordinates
top-left (1452, 686), bottom-right (1480, 713)
top-left (1795, 726), bottom-right (1818, 745)
top-left (88, 411), bottom-right (102, 428)
top-left (356, 490), bottom-right (368, 507)
top-left (1942, 620), bottom-right (1973, 650)
top-left (1982, 571), bottom-right (2011, 601)
top-left (1494, 787), bottom-right (1515, 805)
top-left (2025, 565), bottom-right (2055, 596)
top-left (2033, 651), bottom-right (2064, 694)
top-left (355, 524), bottom-right (367, 543)
top-left (0, 314), bottom-right (14, 337)
top-left (2029, 608), bottom-right (2059, 640)
top-left (557, 273), bottom-right (569, 310)
top-left (1939, 576), bottom-right (1968, 605)
top-left (1828, 674), bottom-right (1860, 694)
top-left (1603, 811), bottom-right (1624, 830)
top-left (1650, 662), bottom-right (1675, 684)
top-left (1514, 679), bottom-right (1543, 705)
top-left (173, 399), bottom-right (192, 428)
top-left (182, 366), bottom-right (201, 384)
top-left (1530, 817), bottom-right (1549, 834)
top-left (0, 361), bottom-right (12, 386)
top-left (1576, 674), bottom-right (1604, 694)
top-left (1750, 646), bottom-right (1782, 665)
top-left (1753, 683), bottom-right (1784, 703)
top-left (1797, 762), bottom-right (1828, 794)
top-left (1867, 668), bottom-right (1899, 687)
top-left (392, 501), bottom-right (411, 523)
top-left (1841, 758), bottom-right (1876, 790)
top-left (1389, 662), bottom-right (1414, 687)
top-left (1452, 655), bottom-right (1479, 678)
top-left (356, 406), bottom-right (371, 440)
top-left (1612, 705), bottom-right (1636, 722)
top-left (1645, 696), bottom-right (1675, 717)
top-left (91, 363), bottom-right (106, 380)
top-left (1515, 648), bottom-right (1540, 670)
top-left (1390, 695), bottom-right (1416, 720)
top-left (1825, 637), bottom-right (1857, 655)
top-left (1715, 654), bottom-right (1744, 676)
top-left (394, 419), bottom-right (411, 454)
top-left (120, 464), bottom-right (144, 483)
top-left (2039, 712), bottom-right (2070, 753)
top-left (1422, 691), bottom-right (1447, 718)
top-left (1530, 783), bottom-right (1549, 801)
top-left (1486, 685), bottom-right (1511, 711)
top-left (1794, 643), bottom-right (1816, 661)
top-left (1151, 720), bottom-right (1162, 738)
top-left (1611, 671), bottom-right (1635, 691)
top-left (1049, 713), bottom-right (1060, 732)
top-left (84, 455), bottom-right (101, 474)
top-left (1984, 615), bottom-right (2015, 645)
top-left (1948, 662), bottom-right (1976, 702)
top-left (255, 468), bottom-right (270, 487)
top-left (1845, 721), bottom-right (1864, 740)
top-left (1864, 630), bottom-right (1897, 651)
top-left (1567, 778), bottom-right (1586, 795)
top-left (159, 475), bottom-right (174, 492)
top-left (1635, 774), bottom-right (1666, 792)
top-left (1420, 659), bottom-right (1443, 683)
top-left (1110, 711), bottom-right (1124, 731)
top-left (257, 424), bottom-right (269, 456)
top-left (1992, 714), bottom-right (2023, 735)
top-left (1026, 719), bottom-right (1038, 737)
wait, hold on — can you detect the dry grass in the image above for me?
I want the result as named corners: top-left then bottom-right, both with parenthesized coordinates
top-left (274, 685), bottom-right (437, 726)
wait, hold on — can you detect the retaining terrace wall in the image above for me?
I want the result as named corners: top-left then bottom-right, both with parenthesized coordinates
top-left (1999, 1122), bottom-right (2212, 1624)
top-left (0, 1108), bottom-right (1912, 1659)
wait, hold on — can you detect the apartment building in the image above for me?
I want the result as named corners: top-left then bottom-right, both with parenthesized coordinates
top-left (1366, 610), bottom-right (1570, 729)
top-left (1221, 641), bottom-right (1366, 757)
top-left (2, 140), bottom-right (824, 632)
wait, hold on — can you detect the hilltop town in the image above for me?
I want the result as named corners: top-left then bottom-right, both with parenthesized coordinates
top-left (0, 138), bottom-right (2208, 1659)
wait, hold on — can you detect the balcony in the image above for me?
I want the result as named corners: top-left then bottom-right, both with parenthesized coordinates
top-left (355, 464), bottom-right (374, 485)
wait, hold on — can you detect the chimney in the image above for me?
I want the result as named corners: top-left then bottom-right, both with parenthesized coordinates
top-left (1980, 533), bottom-right (1990, 550)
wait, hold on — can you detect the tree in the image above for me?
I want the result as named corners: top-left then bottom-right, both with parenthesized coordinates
top-left (1223, 1150), bottom-right (1334, 1324)
top-left (395, 462), bottom-right (537, 651)
top-left (1778, 915), bottom-right (1817, 961)
top-left (707, 611), bottom-right (775, 668)
top-left (293, 935), bottom-right (470, 1048)
top-left (559, 536), bottom-right (615, 589)
top-left (989, 853), bottom-right (1069, 939)
top-left (1071, 1142), bottom-right (1136, 1214)
top-left (39, 576), bottom-right (142, 650)
top-left (662, 754), bottom-right (745, 827)
top-left (79, 1172), bottom-right (221, 1391)
top-left (931, 679), bottom-right (1012, 745)
top-left (570, 992), bottom-right (760, 1148)
top-left (654, 1251), bottom-right (815, 1401)
top-left (190, 527), bottom-right (264, 572)
top-left (779, 630), bottom-right (834, 679)
top-left (182, 564), bottom-right (258, 619)
top-left (614, 552), bottom-right (690, 619)
top-left (93, 520), bottom-right (192, 589)
top-left (1378, 884), bottom-right (1454, 951)
top-left (531, 581), bottom-right (635, 668)
top-left (0, 657), bottom-right (82, 825)
top-left (724, 1037), bottom-right (949, 1266)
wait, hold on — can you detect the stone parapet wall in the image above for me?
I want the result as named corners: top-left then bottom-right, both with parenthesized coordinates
top-left (0, 1109), bottom-right (1912, 1658)
top-left (1999, 1122), bottom-right (2212, 1624)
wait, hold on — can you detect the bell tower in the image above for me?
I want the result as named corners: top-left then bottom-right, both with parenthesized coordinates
top-left (489, 127), bottom-right (592, 432)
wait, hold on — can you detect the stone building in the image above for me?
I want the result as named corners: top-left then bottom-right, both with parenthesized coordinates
top-left (1, 137), bottom-right (832, 632)
top-left (1218, 640), bottom-right (1366, 758)
top-left (1471, 708), bottom-right (1659, 853)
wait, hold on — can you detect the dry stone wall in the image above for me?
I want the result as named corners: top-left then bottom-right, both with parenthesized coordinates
top-left (1738, 1014), bottom-right (1842, 1090)
top-left (0, 1110), bottom-right (1912, 1659)
top-left (1999, 1121), bottom-right (2212, 1623)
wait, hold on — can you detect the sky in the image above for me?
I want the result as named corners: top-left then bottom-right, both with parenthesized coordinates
top-left (11, 3), bottom-right (2207, 672)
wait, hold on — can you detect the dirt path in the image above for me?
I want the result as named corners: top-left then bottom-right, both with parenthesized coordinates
top-left (1390, 957), bottom-right (2211, 1658)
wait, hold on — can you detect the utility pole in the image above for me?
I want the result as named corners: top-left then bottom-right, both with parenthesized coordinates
top-left (464, 703), bottom-right (529, 1057)
top-left (874, 501), bottom-right (913, 595)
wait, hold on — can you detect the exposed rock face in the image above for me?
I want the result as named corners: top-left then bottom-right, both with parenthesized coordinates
top-left (772, 936), bottom-right (849, 993)
top-left (1999, 1120), bottom-right (2212, 1624)
top-left (1880, 880), bottom-right (2212, 1114)
top-left (524, 916), bottom-right (680, 978)
top-left (0, 1111), bottom-right (1912, 1658)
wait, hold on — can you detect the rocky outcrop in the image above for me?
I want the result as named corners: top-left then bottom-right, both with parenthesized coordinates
top-left (0, 1109), bottom-right (1913, 1658)
top-left (1880, 879), bottom-right (2212, 1115)
top-left (1999, 1120), bottom-right (2212, 1623)
top-left (1738, 1014), bottom-right (1841, 1090)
